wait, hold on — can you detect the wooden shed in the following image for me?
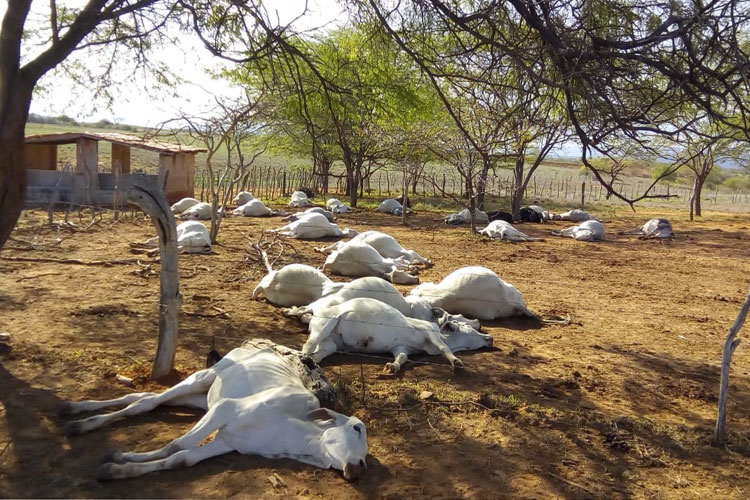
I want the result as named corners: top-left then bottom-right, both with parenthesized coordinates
top-left (24, 131), bottom-right (206, 205)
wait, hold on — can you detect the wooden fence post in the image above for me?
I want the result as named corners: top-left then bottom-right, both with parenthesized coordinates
top-left (715, 286), bottom-right (750, 445)
top-left (126, 175), bottom-right (181, 381)
top-left (581, 182), bottom-right (585, 209)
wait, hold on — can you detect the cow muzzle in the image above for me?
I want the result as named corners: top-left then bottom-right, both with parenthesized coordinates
top-left (343, 460), bottom-right (367, 481)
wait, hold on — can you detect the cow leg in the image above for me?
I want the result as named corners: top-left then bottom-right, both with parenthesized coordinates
top-left (385, 349), bottom-right (409, 374)
top-left (61, 392), bottom-right (209, 417)
top-left (315, 241), bottom-right (340, 254)
top-left (309, 337), bottom-right (338, 364)
top-left (422, 330), bottom-right (463, 369)
top-left (110, 399), bottom-right (235, 464)
top-left (63, 368), bottom-right (218, 435)
top-left (97, 438), bottom-right (233, 480)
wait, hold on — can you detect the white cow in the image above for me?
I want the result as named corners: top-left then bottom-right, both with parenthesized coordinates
top-left (326, 198), bottom-right (352, 213)
top-left (377, 199), bottom-right (403, 216)
top-left (283, 276), bottom-right (480, 330)
top-left (317, 231), bottom-right (431, 266)
top-left (410, 266), bottom-right (533, 320)
top-left (270, 212), bottom-right (356, 240)
top-left (253, 263), bottom-right (340, 307)
top-left (554, 209), bottom-right (597, 222)
top-left (622, 218), bottom-right (674, 239)
top-left (232, 199), bottom-right (274, 217)
top-left (479, 220), bottom-right (540, 242)
top-left (444, 208), bottom-right (489, 226)
top-left (170, 197), bottom-right (200, 214)
top-left (140, 221), bottom-right (211, 254)
top-left (289, 191), bottom-right (312, 208)
top-left (60, 347), bottom-right (368, 481)
top-left (322, 241), bottom-right (419, 285)
top-left (302, 298), bottom-right (492, 373)
top-left (180, 202), bottom-right (214, 221)
top-left (553, 220), bottom-right (605, 241)
top-left (283, 207), bottom-right (335, 223)
top-left (232, 191), bottom-right (255, 206)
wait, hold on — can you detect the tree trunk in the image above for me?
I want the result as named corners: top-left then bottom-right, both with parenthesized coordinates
top-left (349, 165), bottom-right (360, 207)
top-left (0, 79), bottom-right (34, 252)
top-left (690, 175), bottom-right (705, 220)
top-left (476, 153), bottom-right (491, 210)
top-left (510, 156), bottom-right (525, 220)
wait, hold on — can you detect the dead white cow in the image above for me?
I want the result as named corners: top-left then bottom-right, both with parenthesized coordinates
top-left (410, 266), bottom-right (533, 320)
top-left (377, 199), bottom-right (403, 216)
top-left (254, 263), bottom-right (340, 307)
top-left (302, 298), bottom-right (493, 373)
top-left (270, 212), bottom-right (357, 240)
top-left (326, 198), bottom-right (352, 213)
top-left (283, 276), bottom-right (480, 330)
top-left (233, 191), bottom-right (255, 206)
top-left (317, 230), bottom-right (431, 266)
top-left (289, 190), bottom-right (312, 208)
top-left (170, 197), bottom-right (200, 214)
top-left (322, 241), bottom-right (419, 284)
top-left (479, 221), bottom-right (540, 242)
top-left (232, 199), bottom-right (274, 217)
top-left (444, 208), bottom-right (489, 226)
top-left (622, 218), bottom-right (674, 239)
top-left (554, 209), bottom-right (597, 222)
top-left (60, 347), bottom-right (368, 481)
top-left (552, 220), bottom-right (605, 241)
top-left (283, 207), bottom-right (335, 223)
top-left (140, 221), bottom-right (211, 254)
top-left (180, 202), bottom-right (214, 221)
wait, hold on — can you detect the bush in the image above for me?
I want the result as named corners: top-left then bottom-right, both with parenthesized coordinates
top-left (651, 163), bottom-right (678, 183)
top-left (722, 175), bottom-right (750, 190)
top-left (56, 114), bottom-right (77, 124)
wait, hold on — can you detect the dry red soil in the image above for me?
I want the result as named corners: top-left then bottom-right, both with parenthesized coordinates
top-left (1, 205), bottom-right (750, 499)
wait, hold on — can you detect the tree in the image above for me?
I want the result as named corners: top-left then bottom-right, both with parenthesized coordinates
top-left (361, 0), bottom-right (750, 208)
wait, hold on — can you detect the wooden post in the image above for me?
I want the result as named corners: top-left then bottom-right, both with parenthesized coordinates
top-left (126, 175), bottom-right (181, 381)
top-left (581, 182), bottom-right (585, 209)
top-left (714, 286), bottom-right (750, 445)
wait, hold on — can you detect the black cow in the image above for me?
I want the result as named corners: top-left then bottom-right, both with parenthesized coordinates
top-left (518, 207), bottom-right (543, 223)
top-left (296, 186), bottom-right (315, 199)
top-left (486, 210), bottom-right (513, 224)
top-left (394, 194), bottom-right (412, 209)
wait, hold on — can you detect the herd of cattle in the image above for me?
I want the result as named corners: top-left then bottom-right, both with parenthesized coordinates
top-left (59, 189), bottom-right (675, 482)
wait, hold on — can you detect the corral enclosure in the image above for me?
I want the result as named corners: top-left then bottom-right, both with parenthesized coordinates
top-left (2, 201), bottom-right (750, 499)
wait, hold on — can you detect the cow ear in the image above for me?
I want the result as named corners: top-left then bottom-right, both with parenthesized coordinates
top-left (307, 408), bottom-right (336, 422)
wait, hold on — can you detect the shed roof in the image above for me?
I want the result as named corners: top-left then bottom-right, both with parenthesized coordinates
top-left (25, 131), bottom-right (207, 154)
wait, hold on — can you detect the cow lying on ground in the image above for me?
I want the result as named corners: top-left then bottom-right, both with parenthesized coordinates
top-left (377, 199), bottom-right (404, 216)
top-left (486, 210), bottom-right (513, 223)
top-left (479, 220), bottom-right (540, 242)
top-left (552, 220), bottom-right (605, 241)
top-left (283, 207), bottom-right (335, 223)
top-left (283, 276), bottom-right (480, 330)
top-left (254, 263), bottom-right (340, 306)
top-left (316, 231), bottom-right (431, 266)
top-left (394, 194), bottom-right (412, 209)
top-left (289, 191), bottom-right (312, 208)
top-left (139, 221), bottom-right (212, 254)
top-left (554, 209), bottom-right (597, 222)
top-left (296, 187), bottom-right (315, 199)
top-left (170, 197), bottom-right (200, 214)
top-left (322, 241), bottom-right (419, 284)
top-left (302, 298), bottom-right (492, 373)
top-left (444, 208), bottom-right (489, 225)
top-left (60, 347), bottom-right (368, 481)
top-left (180, 202), bottom-right (215, 221)
top-left (410, 266), bottom-right (534, 320)
top-left (270, 212), bottom-right (357, 239)
top-left (232, 191), bottom-right (255, 206)
top-left (232, 199), bottom-right (278, 217)
top-left (518, 206), bottom-right (543, 223)
top-left (621, 218), bottom-right (674, 239)
top-left (326, 199), bottom-right (353, 213)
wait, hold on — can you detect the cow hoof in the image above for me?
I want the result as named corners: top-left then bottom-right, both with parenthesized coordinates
top-left (384, 363), bottom-right (399, 374)
top-left (452, 359), bottom-right (465, 371)
top-left (62, 420), bottom-right (83, 436)
top-left (96, 462), bottom-right (115, 481)
top-left (57, 402), bottom-right (74, 417)
top-left (102, 449), bottom-right (124, 464)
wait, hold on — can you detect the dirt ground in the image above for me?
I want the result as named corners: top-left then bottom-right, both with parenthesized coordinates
top-left (2, 204), bottom-right (750, 499)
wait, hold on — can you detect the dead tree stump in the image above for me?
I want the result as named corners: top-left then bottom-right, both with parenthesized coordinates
top-left (241, 338), bottom-right (337, 409)
top-left (127, 175), bottom-right (181, 381)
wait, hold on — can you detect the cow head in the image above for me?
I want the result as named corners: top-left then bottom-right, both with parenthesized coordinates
top-left (432, 307), bottom-right (482, 331)
top-left (439, 320), bottom-right (493, 352)
top-left (308, 408), bottom-right (368, 481)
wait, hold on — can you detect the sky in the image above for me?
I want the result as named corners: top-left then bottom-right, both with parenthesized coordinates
top-left (20, 0), bottom-right (346, 127)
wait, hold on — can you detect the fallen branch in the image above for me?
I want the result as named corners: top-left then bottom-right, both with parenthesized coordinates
top-left (16, 272), bottom-right (62, 282)
top-left (547, 471), bottom-right (597, 496)
top-left (182, 306), bottom-right (229, 319)
top-left (1, 256), bottom-right (159, 266)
